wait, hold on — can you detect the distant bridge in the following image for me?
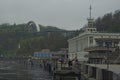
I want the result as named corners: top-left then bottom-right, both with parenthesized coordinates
top-left (38, 30), bottom-right (77, 38)
top-left (25, 21), bottom-right (79, 38)
top-left (26, 21), bottom-right (40, 32)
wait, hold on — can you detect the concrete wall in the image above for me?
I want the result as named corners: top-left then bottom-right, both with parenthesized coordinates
top-left (81, 64), bottom-right (115, 80)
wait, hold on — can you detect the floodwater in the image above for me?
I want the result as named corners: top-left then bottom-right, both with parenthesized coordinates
top-left (0, 61), bottom-right (52, 80)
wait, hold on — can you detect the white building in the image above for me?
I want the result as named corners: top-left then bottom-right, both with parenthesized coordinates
top-left (68, 6), bottom-right (120, 63)
top-left (68, 31), bottom-right (120, 62)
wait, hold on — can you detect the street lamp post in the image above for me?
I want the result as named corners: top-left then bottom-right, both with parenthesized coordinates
top-left (106, 42), bottom-right (110, 70)
top-left (107, 47), bottom-right (109, 70)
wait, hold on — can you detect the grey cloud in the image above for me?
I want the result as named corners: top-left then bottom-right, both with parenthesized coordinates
top-left (0, 0), bottom-right (120, 30)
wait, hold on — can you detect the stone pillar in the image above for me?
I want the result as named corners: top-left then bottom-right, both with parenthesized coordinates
top-left (88, 37), bottom-right (90, 47)
top-left (96, 68), bottom-right (103, 80)
top-left (84, 65), bottom-right (87, 73)
top-left (57, 62), bottom-right (61, 70)
top-left (81, 63), bottom-right (86, 73)
top-left (93, 39), bottom-right (95, 46)
top-left (88, 66), bottom-right (93, 77)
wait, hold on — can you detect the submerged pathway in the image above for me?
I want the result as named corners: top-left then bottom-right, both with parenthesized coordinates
top-left (0, 61), bottom-right (52, 80)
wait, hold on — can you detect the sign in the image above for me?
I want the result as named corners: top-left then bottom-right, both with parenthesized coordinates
top-left (33, 53), bottom-right (51, 58)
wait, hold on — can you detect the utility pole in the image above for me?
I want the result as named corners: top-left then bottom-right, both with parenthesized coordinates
top-left (106, 42), bottom-right (110, 70)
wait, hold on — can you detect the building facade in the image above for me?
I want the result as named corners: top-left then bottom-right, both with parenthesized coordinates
top-left (68, 29), bottom-right (120, 62)
top-left (68, 6), bottom-right (120, 63)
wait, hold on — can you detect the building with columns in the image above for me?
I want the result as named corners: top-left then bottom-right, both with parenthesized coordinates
top-left (68, 6), bottom-right (120, 63)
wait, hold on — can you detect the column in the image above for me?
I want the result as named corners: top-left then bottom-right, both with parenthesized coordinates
top-left (88, 66), bottom-right (93, 77)
top-left (88, 37), bottom-right (90, 47)
top-left (96, 68), bottom-right (103, 80)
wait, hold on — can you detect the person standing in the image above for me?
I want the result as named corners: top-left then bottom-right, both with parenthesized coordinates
top-left (72, 59), bottom-right (81, 80)
top-left (28, 58), bottom-right (34, 68)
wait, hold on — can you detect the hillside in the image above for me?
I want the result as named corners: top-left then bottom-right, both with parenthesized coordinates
top-left (0, 24), bottom-right (77, 56)
top-left (0, 23), bottom-right (65, 32)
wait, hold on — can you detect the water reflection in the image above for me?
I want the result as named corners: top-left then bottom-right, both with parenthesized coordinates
top-left (0, 61), bottom-right (52, 80)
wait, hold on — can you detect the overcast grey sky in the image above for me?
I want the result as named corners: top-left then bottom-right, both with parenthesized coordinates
top-left (0, 0), bottom-right (120, 30)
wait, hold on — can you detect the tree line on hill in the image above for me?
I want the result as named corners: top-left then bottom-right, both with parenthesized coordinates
top-left (94, 10), bottom-right (120, 32)
top-left (0, 23), bottom-right (71, 56)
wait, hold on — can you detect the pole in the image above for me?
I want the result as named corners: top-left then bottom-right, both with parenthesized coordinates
top-left (106, 43), bottom-right (109, 70)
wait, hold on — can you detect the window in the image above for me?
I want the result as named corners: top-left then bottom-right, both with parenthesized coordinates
top-left (89, 36), bottom-right (93, 44)
top-left (97, 41), bottom-right (103, 47)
